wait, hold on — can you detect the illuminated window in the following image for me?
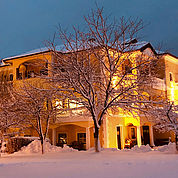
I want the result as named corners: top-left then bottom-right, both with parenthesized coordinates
top-left (58, 133), bottom-right (67, 145)
top-left (69, 100), bottom-right (78, 109)
top-left (55, 100), bottom-right (64, 109)
top-left (77, 133), bottom-right (86, 143)
top-left (127, 124), bottom-right (137, 140)
top-left (69, 100), bottom-right (84, 112)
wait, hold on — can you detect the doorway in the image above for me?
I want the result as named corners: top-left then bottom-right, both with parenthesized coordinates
top-left (142, 126), bottom-right (150, 145)
top-left (117, 127), bottom-right (121, 149)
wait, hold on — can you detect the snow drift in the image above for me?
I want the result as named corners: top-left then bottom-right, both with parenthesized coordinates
top-left (14, 140), bottom-right (77, 154)
top-left (14, 140), bottom-right (176, 155)
top-left (156, 142), bottom-right (176, 153)
top-left (100, 143), bottom-right (176, 153)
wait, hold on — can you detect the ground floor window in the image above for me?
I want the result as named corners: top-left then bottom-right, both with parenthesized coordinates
top-left (125, 124), bottom-right (137, 149)
top-left (77, 133), bottom-right (86, 144)
top-left (57, 133), bottom-right (67, 147)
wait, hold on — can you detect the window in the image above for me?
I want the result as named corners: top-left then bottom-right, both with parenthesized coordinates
top-left (77, 133), bottom-right (86, 144)
top-left (169, 73), bottom-right (173, 82)
top-left (16, 68), bottom-right (22, 80)
top-left (24, 135), bottom-right (31, 137)
top-left (27, 71), bottom-right (35, 78)
top-left (69, 100), bottom-right (78, 109)
top-left (122, 59), bottom-right (132, 74)
top-left (131, 128), bottom-right (136, 139)
top-left (10, 74), bottom-right (13, 81)
top-left (18, 73), bottom-right (22, 80)
top-left (58, 133), bottom-right (67, 144)
top-left (127, 124), bottom-right (137, 140)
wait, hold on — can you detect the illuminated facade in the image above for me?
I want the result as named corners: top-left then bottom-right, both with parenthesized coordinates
top-left (0, 42), bottom-right (177, 150)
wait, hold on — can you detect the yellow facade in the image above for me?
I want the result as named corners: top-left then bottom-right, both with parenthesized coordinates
top-left (0, 44), bottom-right (178, 150)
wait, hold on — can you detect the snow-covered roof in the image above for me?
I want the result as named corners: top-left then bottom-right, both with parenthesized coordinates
top-left (124, 41), bottom-right (150, 51)
top-left (3, 45), bottom-right (65, 61)
top-left (0, 60), bottom-right (10, 67)
top-left (1, 39), bottom-right (160, 62)
top-left (155, 50), bottom-right (165, 55)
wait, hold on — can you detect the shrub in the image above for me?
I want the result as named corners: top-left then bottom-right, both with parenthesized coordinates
top-left (6, 137), bottom-right (34, 153)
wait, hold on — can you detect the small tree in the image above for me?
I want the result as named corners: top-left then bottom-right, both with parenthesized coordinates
top-left (0, 75), bottom-right (24, 153)
top-left (149, 102), bottom-right (178, 151)
top-left (49, 7), bottom-right (158, 152)
top-left (14, 81), bottom-right (57, 154)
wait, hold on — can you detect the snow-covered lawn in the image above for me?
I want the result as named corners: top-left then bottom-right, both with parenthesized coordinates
top-left (0, 149), bottom-right (178, 178)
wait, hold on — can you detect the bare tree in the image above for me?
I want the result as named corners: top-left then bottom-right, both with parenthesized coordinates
top-left (48, 7), bottom-right (159, 152)
top-left (149, 102), bottom-right (178, 151)
top-left (14, 81), bottom-right (57, 154)
top-left (0, 76), bottom-right (24, 153)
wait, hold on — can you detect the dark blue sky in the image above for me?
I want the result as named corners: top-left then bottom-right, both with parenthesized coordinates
top-left (0, 0), bottom-right (178, 59)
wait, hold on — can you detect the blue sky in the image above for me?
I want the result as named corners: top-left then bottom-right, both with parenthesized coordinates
top-left (0, 0), bottom-right (178, 58)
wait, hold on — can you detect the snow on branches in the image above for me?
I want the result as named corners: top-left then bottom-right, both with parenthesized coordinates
top-left (47, 7), bottom-right (159, 152)
top-left (149, 102), bottom-right (178, 150)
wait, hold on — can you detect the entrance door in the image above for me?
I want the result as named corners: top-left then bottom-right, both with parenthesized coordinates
top-left (117, 127), bottom-right (121, 149)
top-left (142, 126), bottom-right (150, 145)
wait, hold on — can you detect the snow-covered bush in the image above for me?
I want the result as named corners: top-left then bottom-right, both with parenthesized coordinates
top-left (156, 142), bottom-right (176, 153)
top-left (6, 137), bottom-right (33, 154)
top-left (131, 144), bottom-right (152, 152)
top-left (15, 140), bottom-right (78, 154)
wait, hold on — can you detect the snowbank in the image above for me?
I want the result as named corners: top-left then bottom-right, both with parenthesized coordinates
top-left (14, 140), bottom-right (176, 155)
top-left (131, 144), bottom-right (152, 152)
top-left (96, 143), bottom-right (176, 153)
top-left (156, 142), bottom-right (177, 153)
top-left (1, 149), bottom-right (178, 178)
top-left (14, 140), bottom-right (77, 154)
top-left (97, 145), bottom-right (152, 153)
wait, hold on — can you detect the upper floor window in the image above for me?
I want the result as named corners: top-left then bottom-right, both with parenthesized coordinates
top-left (27, 71), bottom-right (35, 78)
top-left (10, 74), bottom-right (13, 81)
top-left (16, 68), bottom-right (22, 80)
top-left (169, 72), bottom-right (173, 82)
top-left (122, 59), bottom-right (132, 74)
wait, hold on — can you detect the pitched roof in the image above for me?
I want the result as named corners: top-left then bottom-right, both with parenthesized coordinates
top-left (2, 39), bottom-right (177, 62)
top-left (3, 45), bottom-right (66, 61)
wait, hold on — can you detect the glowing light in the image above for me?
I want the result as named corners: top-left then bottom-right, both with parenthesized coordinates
top-left (170, 82), bottom-right (175, 102)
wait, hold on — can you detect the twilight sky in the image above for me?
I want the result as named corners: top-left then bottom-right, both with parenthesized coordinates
top-left (0, 0), bottom-right (178, 59)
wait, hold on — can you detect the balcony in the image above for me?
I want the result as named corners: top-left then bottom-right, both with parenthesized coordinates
top-left (152, 77), bottom-right (166, 91)
top-left (16, 59), bottom-right (48, 81)
top-left (55, 113), bottom-right (92, 123)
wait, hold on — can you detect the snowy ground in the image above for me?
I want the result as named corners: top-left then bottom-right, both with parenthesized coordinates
top-left (0, 142), bottom-right (178, 178)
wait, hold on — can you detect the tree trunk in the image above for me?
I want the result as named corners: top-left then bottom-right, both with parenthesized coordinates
top-left (176, 132), bottom-right (178, 151)
top-left (94, 126), bottom-right (100, 152)
top-left (41, 138), bottom-right (44, 154)
top-left (0, 132), bottom-right (6, 154)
